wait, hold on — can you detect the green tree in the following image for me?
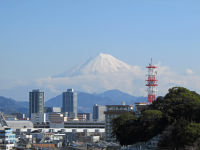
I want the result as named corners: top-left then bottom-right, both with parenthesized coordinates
top-left (138, 110), bottom-right (167, 142)
top-left (150, 87), bottom-right (200, 123)
top-left (111, 112), bottom-right (137, 145)
top-left (159, 120), bottom-right (200, 149)
top-left (112, 110), bottom-right (167, 145)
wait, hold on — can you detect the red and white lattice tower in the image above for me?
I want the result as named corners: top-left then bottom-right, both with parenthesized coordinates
top-left (146, 58), bottom-right (158, 104)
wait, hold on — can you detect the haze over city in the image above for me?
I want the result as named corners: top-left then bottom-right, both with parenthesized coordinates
top-left (0, 1), bottom-right (200, 101)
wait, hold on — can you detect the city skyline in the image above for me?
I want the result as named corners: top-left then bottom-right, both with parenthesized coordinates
top-left (0, 1), bottom-right (200, 100)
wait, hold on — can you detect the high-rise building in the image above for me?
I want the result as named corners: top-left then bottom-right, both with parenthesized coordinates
top-left (93, 104), bottom-right (105, 122)
top-left (29, 89), bottom-right (44, 121)
top-left (62, 89), bottom-right (77, 119)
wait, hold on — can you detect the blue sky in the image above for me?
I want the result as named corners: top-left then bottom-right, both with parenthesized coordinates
top-left (0, 1), bottom-right (200, 100)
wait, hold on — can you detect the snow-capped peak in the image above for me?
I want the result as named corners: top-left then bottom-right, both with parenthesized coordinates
top-left (54, 53), bottom-right (134, 77)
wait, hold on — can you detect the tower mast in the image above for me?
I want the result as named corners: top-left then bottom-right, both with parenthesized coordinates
top-left (146, 58), bottom-right (158, 103)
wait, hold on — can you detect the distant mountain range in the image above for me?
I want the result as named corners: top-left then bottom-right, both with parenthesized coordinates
top-left (0, 90), bottom-right (147, 115)
top-left (0, 96), bottom-right (29, 116)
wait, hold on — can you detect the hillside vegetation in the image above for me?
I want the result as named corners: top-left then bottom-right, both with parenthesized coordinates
top-left (112, 87), bottom-right (200, 149)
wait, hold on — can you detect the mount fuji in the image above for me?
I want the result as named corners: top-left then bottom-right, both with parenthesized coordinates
top-left (53, 53), bottom-right (139, 77)
top-left (48, 53), bottom-right (146, 96)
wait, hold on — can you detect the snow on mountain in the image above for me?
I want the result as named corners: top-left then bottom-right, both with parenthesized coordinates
top-left (46, 53), bottom-right (146, 97)
top-left (53, 53), bottom-right (141, 77)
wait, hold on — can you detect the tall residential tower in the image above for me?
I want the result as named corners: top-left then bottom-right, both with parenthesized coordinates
top-left (29, 89), bottom-right (44, 123)
top-left (62, 89), bottom-right (77, 119)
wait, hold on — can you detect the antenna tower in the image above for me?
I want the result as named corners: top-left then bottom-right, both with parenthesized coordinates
top-left (146, 58), bottom-right (158, 104)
